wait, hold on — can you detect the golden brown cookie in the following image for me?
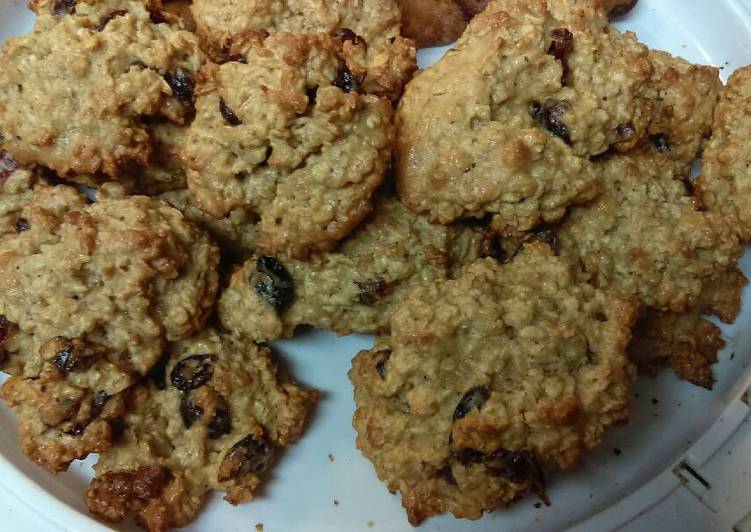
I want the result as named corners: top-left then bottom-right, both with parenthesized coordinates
top-left (0, 194), bottom-right (219, 472)
top-left (86, 329), bottom-right (318, 531)
top-left (350, 244), bottom-right (638, 525)
top-left (397, 0), bottom-right (488, 47)
top-left (182, 32), bottom-right (394, 258)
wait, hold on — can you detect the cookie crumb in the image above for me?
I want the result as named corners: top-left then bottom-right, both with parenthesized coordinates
top-left (328, 453), bottom-right (335, 462)
top-left (334, 499), bottom-right (340, 506)
top-left (613, 448), bottom-right (622, 456)
top-left (255, 524), bottom-right (264, 532)
top-left (651, 398), bottom-right (659, 405)
top-left (368, 521), bottom-right (374, 528)
top-left (533, 502), bottom-right (542, 509)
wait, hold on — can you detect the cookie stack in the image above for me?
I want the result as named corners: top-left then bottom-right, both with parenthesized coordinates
top-left (0, 0), bottom-right (747, 530)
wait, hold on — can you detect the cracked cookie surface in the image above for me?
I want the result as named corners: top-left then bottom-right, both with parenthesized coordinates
top-left (350, 244), bottom-right (638, 525)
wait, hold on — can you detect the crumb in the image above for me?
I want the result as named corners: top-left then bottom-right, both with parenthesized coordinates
top-left (334, 499), bottom-right (340, 506)
top-left (255, 524), bottom-right (264, 532)
top-left (652, 398), bottom-right (659, 405)
top-left (613, 448), bottom-right (622, 456)
top-left (731, 352), bottom-right (736, 360)
top-left (634, 392), bottom-right (640, 397)
top-left (533, 502), bottom-right (542, 509)
top-left (328, 453), bottom-right (335, 462)
top-left (368, 521), bottom-right (375, 528)
top-left (742, 391), bottom-right (749, 405)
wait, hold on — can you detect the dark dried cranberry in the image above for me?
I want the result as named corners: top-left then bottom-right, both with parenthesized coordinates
top-left (64, 391), bottom-right (110, 436)
top-left (356, 279), bottom-right (391, 305)
top-left (207, 405), bottom-right (232, 439)
top-left (333, 65), bottom-right (359, 93)
top-left (532, 225), bottom-right (558, 251)
top-left (608, 0), bottom-right (638, 20)
top-left (453, 386), bottom-right (489, 421)
top-left (180, 392), bottom-right (203, 428)
top-left (52, 0), bottom-right (76, 16)
top-left (334, 28), bottom-right (366, 47)
top-left (613, 122), bottom-right (636, 144)
top-left (164, 69), bottom-right (195, 107)
top-left (0, 151), bottom-right (18, 181)
top-left (532, 100), bottom-right (572, 144)
top-left (148, 9), bottom-right (168, 24)
top-left (649, 133), bottom-right (671, 152)
top-left (147, 353), bottom-right (170, 390)
top-left (170, 354), bottom-right (214, 391)
top-left (95, 10), bottom-right (127, 31)
top-left (485, 449), bottom-right (548, 503)
top-left (14, 218), bottom-right (30, 233)
top-left (53, 342), bottom-right (94, 373)
top-left (548, 28), bottom-right (574, 79)
top-left (252, 256), bottom-right (294, 312)
top-left (218, 435), bottom-right (275, 480)
top-left (219, 98), bottom-right (242, 126)
top-left (375, 350), bottom-right (391, 380)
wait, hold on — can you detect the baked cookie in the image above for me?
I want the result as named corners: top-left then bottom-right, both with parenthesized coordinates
top-left (86, 329), bottom-right (318, 531)
top-left (218, 195), bottom-right (486, 342)
top-left (396, 0), bottom-right (653, 233)
top-left (558, 151), bottom-right (741, 313)
top-left (629, 267), bottom-right (747, 390)
top-left (159, 188), bottom-right (259, 255)
top-left (0, 153), bottom-right (89, 239)
top-left (183, 32), bottom-right (394, 258)
top-left (190, 0), bottom-right (416, 101)
top-left (595, 0), bottom-right (638, 19)
top-left (0, 0), bottom-right (203, 179)
top-left (0, 194), bottom-right (219, 472)
top-left (696, 66), bottom-right (751, 240)
top-left (398, 0), bottom-right (489, 47)
top-left (644, 50), bottom-right (722, 174)
top-left (350, 244), bottom-right (638, 525)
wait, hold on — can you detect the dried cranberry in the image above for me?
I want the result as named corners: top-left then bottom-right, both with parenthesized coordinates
top-left (548, 28), bottom-right (574, 79)
top-left (608, 0), bottom-right (638, 20)
top-left (218, 435), bottom-right (275, 481)
top-left (53, 342), bottom-right (94, 373)
top-left (164, 69), bottom-right (195, 107)
top-left (207, 405), bottom-right (232, 439)
top-left (52, 0), bottom-right (76, 16)
top-left (0, 151), bottom-right (18, 181)
top-left (375, 350), bottom-right (391, 380)
top-left (219, 98), bottom-right (242, 126)
top-left (334, 28), bottom-right (366, 47)
top-left (148, 9), bottom-right (168, 24)
top-left (333, 65), bottom-right (359, 93)
top-left (613, 122), bottom-right (636, 144)
top-left (170, 354), bottom-right (214, 391)
top-left (95, 10), bottom-right (127, 31)
top-left (180, 392), bottom-right (203, 428)
top-left (531, 100), bottom-right (572, 144)
top-left (64, 391), bottom-right (110, 436)
top-left (437, 466), bottom-right (456, 485)
top-left (252, 256), bottom-right (294, 312)
top-left (649, 133), bottom-right (671, 152)
top-left (531, 225), bottom-right (558, 251)
top-left (14, 218), bottom-right (30, 233)
top-left (356, 279), bottom-right (391, 305)
top-left (453, 386), bottom-right (489, 421)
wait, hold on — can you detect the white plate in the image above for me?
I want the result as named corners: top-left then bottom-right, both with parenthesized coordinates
top-left (1, 1), bottom-right (751, 531)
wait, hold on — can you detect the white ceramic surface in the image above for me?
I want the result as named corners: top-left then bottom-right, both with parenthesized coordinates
top-left (1, 1), bottom-right (751, 531)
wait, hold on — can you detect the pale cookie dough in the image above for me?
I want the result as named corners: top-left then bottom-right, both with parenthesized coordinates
top-left (86, 329), bottom-right (318, 531)
top-left (396, 0), bottom-right (653, 233)
top-left (183, 32), bottom-right (394, 258)
top-left (0, 195), bottom-right (219, 472)
top-left (0, 153), bottom-right (89, 239)
top-left (350, 244), bottom-right (638, 525)
top-left (0, 0), bottom-right (203, 179)
top-left (190, 0), bottom-right (416, 101)
top-left (558, 150), bottom-right (741, 313)
top-left (218, 195), bottom-right (486, 342)
top-left (696, 66), bottom-right (751, 240)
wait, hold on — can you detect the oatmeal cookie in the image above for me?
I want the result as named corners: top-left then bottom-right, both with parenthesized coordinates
top-left (628, 267), bottom-right (747, 390)
top-left (190, 0), bottom-right (416, 101)
top-left (558, 151), bottom-right (741, 313)
top-left (218, 195), bottom-right (486, 342)
top-left (86, 329), bottom-right (318, 531)
top-left (183, 32), bottom-right (394, 258)
top-left (695, 66), bottom-right (751, 240)
top-left (0, 195), bottom-right (219, 472)
top-left (0, 152), bottom-right (88, 239)
top-left (594, 0), bottom-right (638, 19)
top-left (0, 0), bottom-right (203, 179)
top-left (397, 0), bottom-right (489, 47)
top-left (350, 244), bottom-right (638, 525)
top-left (159, 188), bottom-right (259, 254)
top-left (396, 0), bottom-right (653, 233)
